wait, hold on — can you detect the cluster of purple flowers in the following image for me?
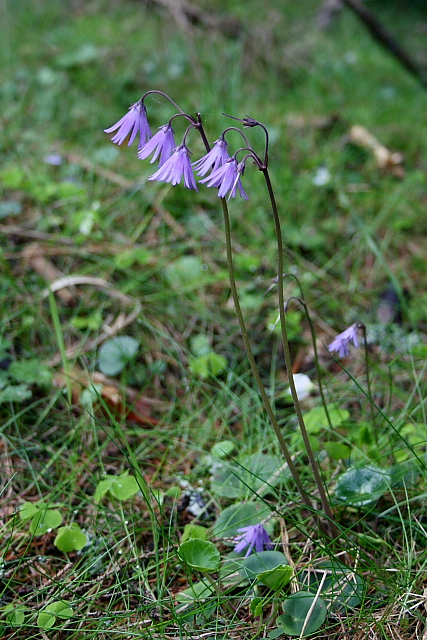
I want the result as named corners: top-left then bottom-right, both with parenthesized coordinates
top-left (104, 100), bottom-right (247, 199)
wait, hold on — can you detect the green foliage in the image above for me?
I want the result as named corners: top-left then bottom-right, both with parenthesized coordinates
top-left (334, 465), bottom-right (391, 507)
top-left (94, 472), bottom-right (139, 502)
top-left (54, 523), bottom-right (87, 552)
top-left (19, 501), bottom-right (62, 536)
top-left (301, 560), bottom-right (364, 612)
top-left (211, 452), bottom-right (290, 498)
top-left (189, 335), bottom-right (227, 378)
top-left (2, 604), bottom-right (26, 627)
top-left (239, 551), bottom-right (292, 591)
top-left (8, 359), bottom-right (53, 386)
top-left (37, 600), bottom-right (73, 630)
top-left (97, 336), bottom-right (140, 376)
top-left (303, 405), bottom-right (350, 435)
top-left (0, 356), bottom-right (52, 404)
top-left (212, 501), bottom-right (272, 538)
top-left (277, 591), bottom-right (327, 637)
top-left (181, 523), bottom-right (208, 543)
top-left (164, 256), bottom-right (209, 290)
top-left (178, 539), bottom-right (221, 573)
top-left (211, 440), bottom-right (235, 458)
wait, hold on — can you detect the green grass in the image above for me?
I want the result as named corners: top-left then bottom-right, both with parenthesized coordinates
top-left (1, 0), bottom-right (427, 638)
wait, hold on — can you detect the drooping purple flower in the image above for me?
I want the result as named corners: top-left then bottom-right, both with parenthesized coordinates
top-left (104, 102), bottom-right (151, 148)
top-left (138, 124), bottom-right (176, 167)
top-left (193, 138), bottom-right (230, 177)
top-left (148, 144), bottom-right (198, 190)
top-left (328, 323), bottom-right (359, 358)
top-left (200, 157), bottom-right (248, 200)
top-left (233, 524), bottom-right (273, 557)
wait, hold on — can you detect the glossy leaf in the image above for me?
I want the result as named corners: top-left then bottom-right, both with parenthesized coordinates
top-left (178, 539), bottom-right (220, 573)
top-left (212, 501), bottom-right (272, 538)
top-left (335, 464), bottom-right (390, 507)
top-left (278, 591), bottom-right (327, 636)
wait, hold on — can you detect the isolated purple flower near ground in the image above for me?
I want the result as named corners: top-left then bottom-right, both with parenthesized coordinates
top-left (148, 144), bottom-right (198, 190)
top-left (328, 323), bottom-right (359, 358)
top-left (138, 124), bottom-right (176, 167)
top-left (104, 102), bottom-right (151, 148)
top-left (233, 523), bottom-right (273, 557)
top-left (200, 157), bottom-right (248, 200)
top-left (193, 138), bottom-right (230, 176)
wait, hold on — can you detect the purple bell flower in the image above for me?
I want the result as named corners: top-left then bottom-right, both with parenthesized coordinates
top-left (328, 323), bottom-right (359, 358)
top-left (138, 124), bottom-right (176, 167)
top-left (104, 102), bottom-right (151, 148)
top-left (148, 144), bottom-right (198, 190)
top-left (193, 138), bottom-right (230, 177)
top-left (233, 523), bottom-right (273, 557)
top-left (200, 157), bottom-right (248, 200)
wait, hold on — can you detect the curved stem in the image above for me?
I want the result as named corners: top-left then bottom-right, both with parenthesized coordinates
top-left (262, 168), bottom-right (338, 537)
top-left (220, 197), bottom-right (313, 511)
top-left (283, 290), bottom-right (333, 430)
top-left (222, 126), bottom-right (252, 148)
top-left (142, 90), bottom-right (191, 117)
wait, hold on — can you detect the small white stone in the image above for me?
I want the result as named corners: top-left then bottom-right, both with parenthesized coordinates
top-left (285, 373), bottom-right (314, 401)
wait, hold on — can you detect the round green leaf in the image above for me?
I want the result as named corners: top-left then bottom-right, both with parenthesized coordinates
top-left (212, 501), bottom-right (272, 538)
top-left (240, 551), bottom-right (289, 581)
top-left (98, 336), bottom-right (139, 376)
top-left (250, 597), bottom-right (264, 616)
top-left (110, 474), bottom-right (139, 500)
top-left (335, 464), bottom-right (390, 507)
top-left (181, 523), bottom-right (208, 543)
top-left (211, 440), bottom-right (235, 458)
top-left (19, 501), bottom-right (41, 521)
top-left (178, 539), bottom-right (220, 573)
top-left (54, 523), bottom-right (87, 552)
top-left (258, 564), bottom-right (293, 591)
top-left (29, 509), bottom-right (63, 536)
top-left (4, 604), bottom-right (26, 627)
top-left (46, 601), bottom-right (73, 619)
top-left (211, 453), bottom-right (289, 498)
top-left (94, 477), bottom-right (114, 503)
top-left (37, 611), bottom-right (56, 630)
top-left (278, 591), bottom-right (327, 636)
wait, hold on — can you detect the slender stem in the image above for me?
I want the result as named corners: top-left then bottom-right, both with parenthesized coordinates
top-left (142, 90), bottom-right (191, 117)
top-left (361, 323), bottom-right (376, 437)
top-left (220, 197), bottom-right (313, 510)
top-left (285, 293), bottom-right (333, 430)
top-left (262, 169), bottom-right (338, 537)
top-left (195, 113), bottom-right (211, 152)
top-left (222, 126), bottom-right (252, 147)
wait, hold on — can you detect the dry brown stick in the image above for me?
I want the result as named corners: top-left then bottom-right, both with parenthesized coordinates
top-left (342, 0), bottom-right (427, 89)
top-left (23, 243), bottom-right (77, 305)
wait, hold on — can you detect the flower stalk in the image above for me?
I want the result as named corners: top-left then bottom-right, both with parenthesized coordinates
top-left (262, 168), bottom-right (338, 538)
top-left (220, 196), bottom-right (313, 511)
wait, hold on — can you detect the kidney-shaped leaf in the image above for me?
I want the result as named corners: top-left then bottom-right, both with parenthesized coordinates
top-left (240, 551), bottom-right (288, 581)
top-left (54, 523), bottom-right (87, 553)
top-left (335, 464), bottom-right (390, 507)
top-left (178, 539), bottom-right (220, 573)
top-left (278, 591), bottom-right (327, 637)
top-left (212, 501), bottom-right (272, 538)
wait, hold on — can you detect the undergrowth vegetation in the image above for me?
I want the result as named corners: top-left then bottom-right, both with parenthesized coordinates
top-left (1, 0), bottom-right (427, 638)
